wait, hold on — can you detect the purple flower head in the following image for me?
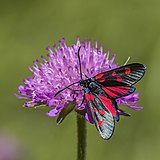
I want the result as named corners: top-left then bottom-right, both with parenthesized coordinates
top-left (16, 37), bottom-right (142, 123)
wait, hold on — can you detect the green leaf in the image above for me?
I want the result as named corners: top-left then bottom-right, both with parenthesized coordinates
top-left (56, 101), bottom-right (76, 125)
top-left (75, 108), bottom-right (86, 116)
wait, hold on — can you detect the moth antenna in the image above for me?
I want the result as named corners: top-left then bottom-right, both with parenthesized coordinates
top-left (77, 47), bottom-right (83, 80)
top-left (54, 81), bottom-right (79, 97)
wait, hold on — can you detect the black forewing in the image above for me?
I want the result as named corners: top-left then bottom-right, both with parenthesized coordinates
top-left (86, 92), bottom-right (115, 140)
top-left (95, 63), bottom-right (146, 98)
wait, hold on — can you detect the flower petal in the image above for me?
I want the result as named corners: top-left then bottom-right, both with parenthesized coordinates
top-left (46, 107), bottom-right (62, 117)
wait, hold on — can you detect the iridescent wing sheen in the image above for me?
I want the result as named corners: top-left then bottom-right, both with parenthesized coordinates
top-left (85, 92), bottom-right (118, 140)
top-left (95, 63), bottom-right (146, 98)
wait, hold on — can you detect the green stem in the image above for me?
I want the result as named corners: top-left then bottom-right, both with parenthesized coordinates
top-left (77, 113), bottom-right (87, 160)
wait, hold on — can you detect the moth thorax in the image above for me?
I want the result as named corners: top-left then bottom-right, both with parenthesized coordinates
top-left (79, 80), bottom-right (89, 87)
top-left (89, 82), bottom-right (98, 91)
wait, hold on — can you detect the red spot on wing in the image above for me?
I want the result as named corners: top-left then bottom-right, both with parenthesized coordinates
top-left (95, 73), bottom-right (105, 82)
top-left (95, 73), bottom-right (104, 79)
top-left (117, 76), bottom-right (122, 82)
top-left (103, 86), bottom-right (130, 98)
top-left (112, 71), bottom-right (116, 76)
top-left (102, 87), bottom-right (117, 98)
top-left (99, 110), bottom-right (105, 115)
top-left (98, 78), bottom-right (105, 82)
top-left (93, 108), bottom-right (97, 112)
top-left (98, 120), bottom-right (103, 126)
top-left (85, 94), bottom-right (90, 101)
top-left (85, 93), bottom-right (95, 101)
top-left (90, 94), bottom-right (95, 101)
top-left (98, 95), bottom-right (116, 117)
top-left (125, 67), bottom-right (131, 74)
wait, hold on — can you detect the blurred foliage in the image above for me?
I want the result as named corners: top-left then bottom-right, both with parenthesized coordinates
top-left (0, 0), bottom-right (160, 159)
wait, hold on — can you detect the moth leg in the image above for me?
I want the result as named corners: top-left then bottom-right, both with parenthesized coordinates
top-left (118, 108), bottom-right (131, 117)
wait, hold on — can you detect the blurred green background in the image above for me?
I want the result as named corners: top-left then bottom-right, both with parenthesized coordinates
top-left (0, 0), bottom-right (160, 159)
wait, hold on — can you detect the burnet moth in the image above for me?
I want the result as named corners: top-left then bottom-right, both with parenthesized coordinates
top-left (55, 47), bottom-right (146, 140)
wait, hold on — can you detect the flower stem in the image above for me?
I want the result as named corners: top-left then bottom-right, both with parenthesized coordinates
top-left (77, 113), bottom-right (86, 160)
